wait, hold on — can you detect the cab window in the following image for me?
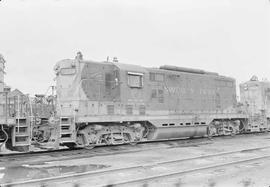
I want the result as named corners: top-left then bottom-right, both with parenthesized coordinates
top-left (60, 68), bottom-right (76, 75)
top-left (127, 72), bottom-right (143, 88)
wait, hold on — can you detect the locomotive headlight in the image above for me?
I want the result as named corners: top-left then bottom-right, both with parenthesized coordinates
top-left (243, 84), bottom-right (248, 90)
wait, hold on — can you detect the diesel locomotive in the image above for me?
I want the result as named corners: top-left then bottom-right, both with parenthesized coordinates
top-left (54, 54), bottom-right (269, 149)
top-left (0, 53), bottom-right (269, 152)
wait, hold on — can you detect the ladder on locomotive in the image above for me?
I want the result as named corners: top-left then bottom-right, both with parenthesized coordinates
top-left (59, 117), bottom-right (76, 145)
top-left (12, 95), bottom-right (31, 149)
top-left (59, 105), bottom-right (76, 144)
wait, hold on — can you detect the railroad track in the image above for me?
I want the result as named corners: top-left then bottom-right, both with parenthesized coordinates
top-left (0, 135), bottom-right (210, 157)
top-left (112, 154), bottom-right (270, 187)
top-left (0, 138), bottom-right (213, 168)
top-left (0, 132), bottom-right (264, 169)
top-left (0, 132), bottom-right (265, 160)
top-left (2, 145), bottom-right (270, 187)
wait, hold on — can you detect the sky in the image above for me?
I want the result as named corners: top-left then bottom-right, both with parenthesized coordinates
top-left (0, 0), bottom-right (269, 95)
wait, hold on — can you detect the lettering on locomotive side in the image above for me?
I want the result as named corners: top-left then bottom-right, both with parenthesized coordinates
top-left (199, 89), bottom-right (216, 95)
top-left (164, 87), bottom-right (186, 95)
top-left (164, 87), bottom-right (215, 95)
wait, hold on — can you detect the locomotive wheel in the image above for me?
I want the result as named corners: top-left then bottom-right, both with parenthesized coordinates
top-left (85, 145), bottom-right (95, 150)
top-left (129, 141), bottom-right (138, 146)
top-left (65, 143), bottom-right (76, 149)
top-left (207, 125), bottom-right (217, 137)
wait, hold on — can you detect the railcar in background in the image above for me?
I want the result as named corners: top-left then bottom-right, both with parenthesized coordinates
top-left (240, 76), bottom-right (270, 132)
top-left (0, 54), bottom-right (57, 152)
top-left (0, 89), bottom-right (56, 152)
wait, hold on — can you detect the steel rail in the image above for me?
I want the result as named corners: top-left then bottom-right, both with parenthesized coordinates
top-left (108, 154), bottom-right (270, 187)
top-left (0, 139), bottom-right (211, 163)
top-left (2, 145), bottom-right (270, 186)
top-left (0, 132), bottom-right (264, 158)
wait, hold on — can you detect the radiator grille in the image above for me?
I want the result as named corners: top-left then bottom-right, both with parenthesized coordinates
top-left (107, 105), bottom-right (114, 115)
top-left (126, 105), bottom-right (133, 115)
top-left (139, 105), bottom-right (146, 115)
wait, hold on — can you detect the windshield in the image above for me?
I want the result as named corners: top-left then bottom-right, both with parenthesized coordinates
top-left (60, 68), bottom-right (76, 75)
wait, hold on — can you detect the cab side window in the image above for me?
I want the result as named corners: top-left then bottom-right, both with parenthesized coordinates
top-left (127, 72), bottom-right (143, 88)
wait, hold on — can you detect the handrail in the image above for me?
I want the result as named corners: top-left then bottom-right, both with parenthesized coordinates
top-left (17, 95), bottom-right (20, 133)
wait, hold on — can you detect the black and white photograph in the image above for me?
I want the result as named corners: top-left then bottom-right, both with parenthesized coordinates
top-left (0, 0), bottom-right (270, 186)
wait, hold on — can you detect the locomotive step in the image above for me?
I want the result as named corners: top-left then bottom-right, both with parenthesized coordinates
top-left (60, 131), bottom-right (73, 135)
top-left (60, 124), bottom-right (72, 127)
top-left (14, 133), bottom-right (29, 137)
top-left (14, 125), bottom-right (28, 127)
top-left (14, 127), bottom-right (29, 133)
top-left (13, 142), bottom-right (30, 146)
top-left (60, 125), bottom-right (72, 127)
top-left (60, 127), bottom-right (73, 131)
top-left (60, 138), bottom-right (76, 143)
top-left (13, 137), bottom-right (30, 147)
top-left (60, 118), bottom-right (71, 124)
top-left (15, 118), bottom-right (27, 120)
